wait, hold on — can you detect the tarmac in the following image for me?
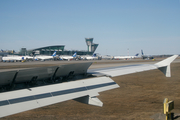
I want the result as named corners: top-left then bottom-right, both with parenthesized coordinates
top-left (0, 58), bottom-right (180, 120)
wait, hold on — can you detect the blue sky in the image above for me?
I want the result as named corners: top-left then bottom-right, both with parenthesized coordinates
top-left (0, 0), bottom-right (180, 55)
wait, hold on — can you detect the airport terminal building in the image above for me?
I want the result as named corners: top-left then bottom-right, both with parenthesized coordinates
top-left (26, 38), bottom-right (98, 56)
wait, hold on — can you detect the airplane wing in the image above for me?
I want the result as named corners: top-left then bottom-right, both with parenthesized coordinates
top-left (0, 55), bottom-right (178, 118)
top-left (0, 77), bottom-right (119, 118)
top-left (88, 55), bottom-right (178, 77)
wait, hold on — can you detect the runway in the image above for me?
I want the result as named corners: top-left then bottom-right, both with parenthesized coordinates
top-left (1, 58), bottom-right (180, 120)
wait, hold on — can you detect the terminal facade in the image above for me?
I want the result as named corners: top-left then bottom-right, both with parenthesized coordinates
top-left (25, 38), bottom-right (98, 56)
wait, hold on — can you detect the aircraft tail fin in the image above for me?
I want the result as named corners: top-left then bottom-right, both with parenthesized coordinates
top-left (92, 53), bottom-right (96, 57)
top-left (141, 50), bottom-right (144, 56)
top-left (155, 55), bottom-right (178, 77)
top-left (135, 53), bottom-right (139, 56)
top-left (52, 51), bottom-right (56, 56)
top-left (72, 52), bottom-right (77, 57)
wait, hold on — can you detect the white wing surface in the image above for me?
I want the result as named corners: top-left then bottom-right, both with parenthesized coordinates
top-left (0, 77), bottom-right (119, 118)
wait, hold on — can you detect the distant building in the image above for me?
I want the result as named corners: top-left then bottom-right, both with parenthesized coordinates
top-left (85, 38), bottom-right (99, 53)
top-left (27, 38), bottom-right (99, 56)
top-left (19, 48), bottom-right (27, 56)
top-left (28, 45), bottom-right (65, 56)
top-left (0, 52), bottom-right (8, 57)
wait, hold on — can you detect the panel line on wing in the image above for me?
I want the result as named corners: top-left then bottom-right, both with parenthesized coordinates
top-left (0, 100), bottom-right (9, 106)
top-left (51, 87), bottom-right (87, 96)
top-left (0, 82), bottom-right (116, 107)
top-left (86, 82), bottom-right (116, 90)
top-left (34, 93), bottom-right (52, 99)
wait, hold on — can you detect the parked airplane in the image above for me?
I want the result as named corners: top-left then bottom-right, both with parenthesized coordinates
top-left (141, 50), bottom-right (154, 60)
top-left (35, 51), bottom-right (57, 61)
top-left (0, 55), bottom-right (178, 118)
top-left (59, 52), bottom-right (77, 61)
top-left (2, 55), bottom-right (34, 62)
top-left (22, 56), bottom-right (34, 61)
top-left (101, 55), bottom-right (114, 60)
top-left (114, 53), bottom-right (139, 60)
top-left (2, 55), bottom-right (25, 62)
top-left (81, 53), bottom-right (98, 60)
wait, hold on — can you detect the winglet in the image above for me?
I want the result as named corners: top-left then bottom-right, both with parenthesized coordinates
top-left (155, 55), bottom-right (178, 68)
top-left (155, 55), bottom-right (178, 77)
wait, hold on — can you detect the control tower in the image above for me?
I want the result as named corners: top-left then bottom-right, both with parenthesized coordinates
top-left (85, 38), bottom-right (99, 53)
